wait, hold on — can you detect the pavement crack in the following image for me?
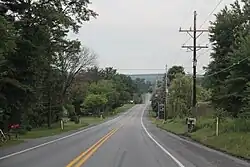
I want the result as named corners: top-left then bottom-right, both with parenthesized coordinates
top-left (113, 150), bottom-right (127, 167)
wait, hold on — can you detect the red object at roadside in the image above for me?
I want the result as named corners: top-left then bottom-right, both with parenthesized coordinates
top-left (9, 124), bottom-right (20, 129)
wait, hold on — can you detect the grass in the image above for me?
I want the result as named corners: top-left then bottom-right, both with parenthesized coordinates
top-left (114, 104), bottom-right (135, 113)
top-left (0, 104), bottom-right (135, 148)
top-left (152, 117), bottom-right (186, 135)
top-left (80, 117), bottom-right (104, 125)
top-left (0, 139), bottom-right (24, 148)
top-left (149, 110), bottom-right (250, 160)
top-left (20, 121), bottom-right (89, 139)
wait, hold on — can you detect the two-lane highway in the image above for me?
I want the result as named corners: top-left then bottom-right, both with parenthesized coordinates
top-left (0, 104), bottom-right (182, 167)
top-left (1, 103), bottom-right (250, 167)
top-left (75, 104), bottom-right (181, 167)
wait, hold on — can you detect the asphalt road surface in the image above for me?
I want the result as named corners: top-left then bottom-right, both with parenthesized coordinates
top-left (1, 104), bottom-right (250, 167)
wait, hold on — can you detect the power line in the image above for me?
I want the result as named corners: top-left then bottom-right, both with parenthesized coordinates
top-left (182, 0), bottom-right (224, 45)
top-left (182, 37), bottom-right (192, 46)
top-left (116, 67), bottom-right (192, 71)
top-left (199, 0), bottom-right (224, 29)
top-left (206, 56), bottom-right (249, 77)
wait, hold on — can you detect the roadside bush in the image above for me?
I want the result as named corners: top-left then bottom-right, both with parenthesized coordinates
top-left (221, 118), bottom-right (250, 133)
top-left (17, 125), bottom-right (27, 135)
top-left (26, 125), bottom-right (32, 131)
top-left (233, 119), bottom-right (250, 132)
top-left (65, 104), bottom-right (75, 117)
top-left (196, 117), bottom-right (214, 130)
top-left (70, 116), bottom-right (80, 124)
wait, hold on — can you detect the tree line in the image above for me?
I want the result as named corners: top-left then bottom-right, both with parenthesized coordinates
top-left (151, 66), bottom-right (210, 119)
top-left (0, 0), bottom-right (150, 133)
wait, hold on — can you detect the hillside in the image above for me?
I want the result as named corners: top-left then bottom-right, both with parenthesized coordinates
top-left (128, 73), bottom-right (204, 84)
top-left (128, 73), bottom-right (164, 83)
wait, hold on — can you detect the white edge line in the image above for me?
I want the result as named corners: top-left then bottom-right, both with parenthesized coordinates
top-left (0, 107), bottom-right (135, 160)
top-left (141, 105), bottom-right (185, 167)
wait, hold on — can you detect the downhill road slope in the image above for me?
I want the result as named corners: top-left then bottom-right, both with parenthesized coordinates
top-left (0, 104), bottom-right (250, 167)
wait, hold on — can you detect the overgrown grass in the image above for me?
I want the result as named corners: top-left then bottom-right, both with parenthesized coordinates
top-left (21, 121), bottom-right (89, 139)
top-left (152, 117), bottom-right (186, 135)
top-left (0, 104), bottom-right (135, 148)
top-left (150, 111), bottom-right (250, 160)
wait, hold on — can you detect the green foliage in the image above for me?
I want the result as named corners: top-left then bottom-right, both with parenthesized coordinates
top-left (151, 66), bottom-right (211, 119)
top-left (204, 0), bottom-right (250, 117)
top-left (167, 74), bottom-right (192, 118)
top-left (0, 0), bottom-right (143, 132)
top-left (84, 94), bottom-right (108, 109)
top-left (167, 66), bottom-right (185, 86)
top-left (88, 80), bottom-right (114, 95)
top-left (134, 78), bottom-right (152, 94)
top-left (69, 67), bottom-right (141, 116)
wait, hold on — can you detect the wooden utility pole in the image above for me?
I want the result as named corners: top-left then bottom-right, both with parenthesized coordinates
top-left (179, 11), bottom-right (208, 115)
top-left (164, 64), bottom-right (168, 121)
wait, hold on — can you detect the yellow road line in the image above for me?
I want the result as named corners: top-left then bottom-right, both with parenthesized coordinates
top-left (66, 128), bottom-right (117, 167)
top-left (74, 128), bottom-right (119, 167)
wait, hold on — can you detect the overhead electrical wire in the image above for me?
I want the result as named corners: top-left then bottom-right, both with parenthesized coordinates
top-left (206, 57), bottom-right (249, 77)
top-left (199, 0), bottom-right (224, 29)
top-left (116, 67), bottom-right (192, 71)
top-left (182, 0), bottom-right (224, 45)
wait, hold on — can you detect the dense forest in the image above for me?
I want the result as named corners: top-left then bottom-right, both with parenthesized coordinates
top-left (0, 0), bottom-right (150, 133)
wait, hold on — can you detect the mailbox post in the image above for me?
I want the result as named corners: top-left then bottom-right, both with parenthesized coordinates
top-left (159, 104), bottom-right (165, 119)
top-left (186, 117), bottom-right (196, 132)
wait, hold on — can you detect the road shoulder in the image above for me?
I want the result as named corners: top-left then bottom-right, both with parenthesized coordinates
top-left (142, 108), bottom-right (250, 167)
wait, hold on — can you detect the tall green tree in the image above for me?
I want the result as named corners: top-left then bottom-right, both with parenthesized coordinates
top-left (205, 0), bottom-right (250, 117)
top-left (167, 66), bottom-right (185, 86)
top-left (0, 0), bottom-right (98, 130)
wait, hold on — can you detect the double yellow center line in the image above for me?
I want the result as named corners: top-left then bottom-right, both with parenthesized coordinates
top-left (66, 127), bottom-right (121, 167)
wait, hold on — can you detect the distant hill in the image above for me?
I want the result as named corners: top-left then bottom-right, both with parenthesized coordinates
top-left (128, 73), bottom-right (164, 83)
top-left (128, 73), bottom-right (204, 84)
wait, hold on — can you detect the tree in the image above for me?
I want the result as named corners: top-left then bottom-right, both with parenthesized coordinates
top-left (88, 80), bottom-right (114, 95)
top-left (55, 46), bottom-right (97, 105)
top-left (204, 0), bottom-right (250, 117)
top-left (0, 0), bottom-right (148, 132)
top-left (84, 94), bottom-right (108, 116)
top-left (167, 66), bottom-right (185, 86)
top-left (100, 67), bottom-right (117, 80)
top-left (166, 74), bottom-right (192, 118)
top-left (134, 78), bottom-right (151, 94)
top-left (0, 0), bottom-right (98, 130)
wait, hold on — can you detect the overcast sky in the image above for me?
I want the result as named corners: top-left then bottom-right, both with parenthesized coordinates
top-left (72, 0), bottom-right (235, 74)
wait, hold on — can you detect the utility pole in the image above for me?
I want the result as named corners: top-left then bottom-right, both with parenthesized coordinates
top-left (164, 64), bottom-right (168, 121)
top-left (179, 11), bottom-right (208, 115)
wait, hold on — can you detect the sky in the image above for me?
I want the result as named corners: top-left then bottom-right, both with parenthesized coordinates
top-left (71, 0), bottom-right (235, 74)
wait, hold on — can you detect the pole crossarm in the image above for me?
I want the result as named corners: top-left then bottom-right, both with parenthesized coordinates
top-left (179, 11), bottom-right (209, 114)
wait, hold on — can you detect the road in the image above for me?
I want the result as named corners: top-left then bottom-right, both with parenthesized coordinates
top-left (1, 104), bottom-right (250, 167)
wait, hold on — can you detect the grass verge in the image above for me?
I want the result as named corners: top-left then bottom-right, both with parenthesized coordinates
top-left (0, 139), bottom-right (24, 148)
top-left (149, 111), bottom-right (250, 160)
top-left (114, 104), bottom-right (135, 113)
top-left (0, 104), bottom-right (135, 148)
